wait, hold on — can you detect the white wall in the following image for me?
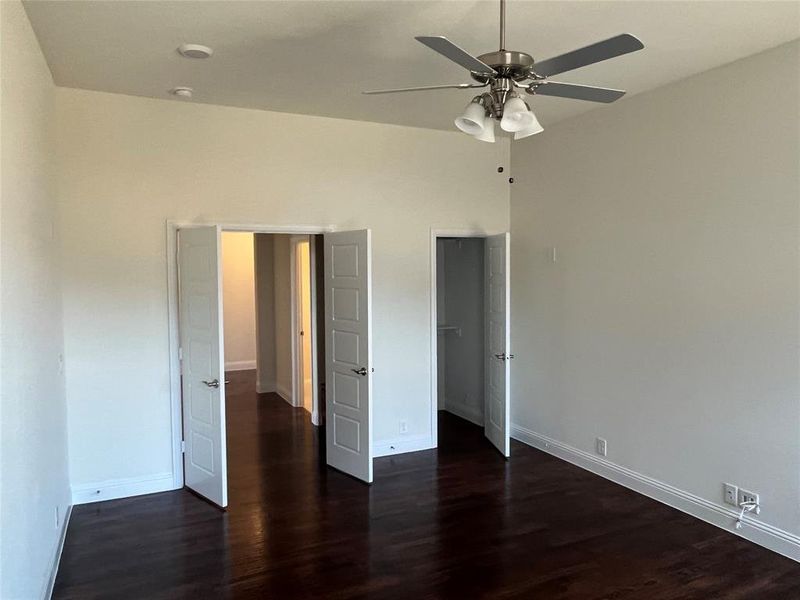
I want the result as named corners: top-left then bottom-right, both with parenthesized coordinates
top-left (0, 2), bottom-right (71, 597)
top-left (221, 232), bottom-right (256, 370)
top-left (510, 41), bottom-right (800, 549)
top-left (436, 242), bottom-right (446, 410)
top-left (272, 234), bottom-right (293, 401)
top-left (55, 87), bottom-right (509, 491)
top-left (254, 234), bottom-right (276, 393)
top-left (438, 238), bottom-right (485, 425)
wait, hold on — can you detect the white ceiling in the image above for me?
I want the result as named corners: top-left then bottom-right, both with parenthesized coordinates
top-left (24, 1), bottom-right (800, 131)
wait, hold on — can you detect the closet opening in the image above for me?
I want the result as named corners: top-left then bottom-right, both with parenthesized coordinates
top-left (437, 236), bottom-right (486, 436)
top-left (432, 231), bottom-right (511, 457)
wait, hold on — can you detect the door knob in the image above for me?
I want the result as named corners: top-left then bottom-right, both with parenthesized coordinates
top-left (351, 367), bottom-right (368, 376)
top-left (202, 379), bottom-right (220, 388)
top-left (494, 353), bottom-right (507, 361)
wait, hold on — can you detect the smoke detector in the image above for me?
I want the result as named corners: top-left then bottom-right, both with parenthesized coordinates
top-left (177, 43), bottom-right (213, 59)
top-left (169, 86), bottom-right (194, 98)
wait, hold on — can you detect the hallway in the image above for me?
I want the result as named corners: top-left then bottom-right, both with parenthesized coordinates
top-left (54, 371), bottom-right (800, 599)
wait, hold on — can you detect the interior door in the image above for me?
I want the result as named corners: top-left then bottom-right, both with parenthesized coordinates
top-left (485, 232), bottom-right (511, 457)
top-left (324, 230), bottom-right (373, 483)
top-left (178, 226), bottom-right (228, 507)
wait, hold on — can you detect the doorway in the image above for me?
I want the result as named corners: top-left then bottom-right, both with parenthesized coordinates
top-left (431, 231), bottom-right (511, 457)
top-left (221, 232), bottom-right (320, 421)
top-left (436, 237), bottom-right (485, 426)
top-left (170, 224), bottom-right (374, 508)
top-left (291, 235), bottom-right (318, 424)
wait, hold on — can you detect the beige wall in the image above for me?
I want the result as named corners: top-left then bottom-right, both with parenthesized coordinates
top-left (253, 232), bottom-right (309, 405)
top-left (55, 87), bottom-right (510, 489)
top-left (273, 234), bottom-right (293, 401)
top-left (221, 232), bottom-right (256, 369)
top-left (0, 2), bottom-right (71, 597)
top-left (254, 234), bottom-right (276, 393)
top-left (510, 41), bottom-right (800, 547)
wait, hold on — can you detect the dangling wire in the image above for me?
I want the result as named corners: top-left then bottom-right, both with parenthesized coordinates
top-left (735, 500), bottom-right (759, 530)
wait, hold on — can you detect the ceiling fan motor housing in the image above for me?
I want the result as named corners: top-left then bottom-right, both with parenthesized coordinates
top-left (471, 50), bottom-right (536, 83)
top-left (472, 50), bottom-right (540, 116)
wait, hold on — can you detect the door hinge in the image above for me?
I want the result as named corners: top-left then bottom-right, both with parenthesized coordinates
top-left (181, 440), bottom-right (186, 453)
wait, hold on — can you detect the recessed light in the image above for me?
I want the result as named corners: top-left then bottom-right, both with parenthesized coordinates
top-left (177, 43), bottom-right (213, 59)
top-left (169, 86), bottom-right (194, 98)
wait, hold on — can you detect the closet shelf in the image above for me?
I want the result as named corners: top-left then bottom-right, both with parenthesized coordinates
top-left (437, 325), bottom-right (462, 337)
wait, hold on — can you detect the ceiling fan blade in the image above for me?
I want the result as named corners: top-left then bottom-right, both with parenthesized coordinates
top-left (532, 81), bottom-right (626, 103)
top-left (363, 83), bottom-right (485, 95)
top-left (533, 34), bottom-right (644, 77)
top-left (415, 36), bottom-right (497, 76)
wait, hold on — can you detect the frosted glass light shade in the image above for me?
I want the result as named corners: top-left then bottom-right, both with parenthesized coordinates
top-left (474, 117), bottom-right (495, 143)
top-left (500, 96), bottom-right (534, 132)
top-left (454, 101), bottom-right (486, 135)
top-left (513, 112), bottom-right (544, 139)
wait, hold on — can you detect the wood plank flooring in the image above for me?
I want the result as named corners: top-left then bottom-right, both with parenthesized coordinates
top-left (54, 370), bottom-right (800, 599)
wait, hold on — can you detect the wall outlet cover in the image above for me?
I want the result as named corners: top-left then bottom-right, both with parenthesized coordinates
top-left (595, 437), bottom-right (607, 457)
top-left (723, 483), bottom-right (738, 506)
top-left (738, 488), bottom-right (760, 509)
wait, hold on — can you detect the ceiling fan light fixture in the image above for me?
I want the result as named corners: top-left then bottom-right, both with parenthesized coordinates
top-left (500, 96), bottom-right (534, 132)
top-left (514, 111), bottom-right (544, 139)
top-left (454, 98), bottom-right (486, 135)
top-left (474, 116), bottom-right (495, 143)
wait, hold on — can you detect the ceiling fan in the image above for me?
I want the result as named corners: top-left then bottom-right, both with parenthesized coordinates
top-left (363, 0), bottom-right (644, 142)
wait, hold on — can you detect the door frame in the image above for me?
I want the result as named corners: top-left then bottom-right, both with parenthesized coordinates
top-left (167, 221), bottom-right (332, 489)
top-left (289, 235), bottom-right (320, 425)
top-left (429, 228), bottom-right (502, 449)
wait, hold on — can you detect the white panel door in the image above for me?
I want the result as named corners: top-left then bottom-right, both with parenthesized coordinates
top-left (485, 232), bottom-right (511, 457)
top-left (324, 230), bottom-right (373, 483)
top-left (178, 226), bottom-right (228, 507)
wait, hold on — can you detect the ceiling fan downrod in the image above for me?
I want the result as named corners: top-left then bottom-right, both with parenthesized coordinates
top-left (499, 0), bottom-right (506, 51)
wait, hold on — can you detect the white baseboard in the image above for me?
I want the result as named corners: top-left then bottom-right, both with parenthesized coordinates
top-left (511, 424), bottom-right (800, 562)
top-left (43, 504), bottom-right (72, 600)
top-left (444, 401), bottom-right (484, 426)
top-left (276, 383), bottom-right (293, 405)
top-left (71, 472), bottom-right (175, 505)
top-left (224, 360), bottom-right (256, 372)
top-left (374, 434), bottom-right (433, 458)
top-left (256, 378), bottom-right (276, 394)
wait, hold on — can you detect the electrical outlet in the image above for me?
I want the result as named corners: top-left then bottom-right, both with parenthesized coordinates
top-left (595, 437), bottom-right (607, 457)
top-left (738, 488), bottom-right (760, 511)
top-left (399, 421), bottom-right (408, 434)
top-left (723, 483), bottom-right (738, 506)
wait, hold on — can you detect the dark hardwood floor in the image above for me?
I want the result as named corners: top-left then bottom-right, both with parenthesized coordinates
top-left (54, 370), bottom-right (800, 599)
